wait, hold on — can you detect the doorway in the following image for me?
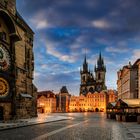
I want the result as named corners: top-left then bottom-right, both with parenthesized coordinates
top-left (95, 108), bottom-right (99, 112)
top-left (0, 106), bottom-right (4, 120)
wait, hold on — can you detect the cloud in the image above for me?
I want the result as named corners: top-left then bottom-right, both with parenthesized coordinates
top-left (105, 47), bottom-right (128, 53)
top-left (92, 19), bottom-right (111, 29)
top-left (17, 0), bottom-right (140, 94)
top-left (131, 49), bottom-right (140, 63)
top-left (105, 41), bottom-right (130, 53)
top-left (46, 42), bottom-right (77, 63)
top-left (34, 70), bottom-right (80, 94)
top-left (34, 71), bottom-right (41, 78)
top-left (29, 10), bottom-right (50, 30)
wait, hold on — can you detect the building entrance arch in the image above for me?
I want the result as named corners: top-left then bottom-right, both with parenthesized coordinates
top-left (0, 106), bottom-right (4, 120)
top-left (95, 108), bottom-right (99, 112)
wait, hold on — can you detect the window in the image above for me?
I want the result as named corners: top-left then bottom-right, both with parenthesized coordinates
top-left (98, 73), bottom-right (101, 79)
top-left (83, 76), bottom-right (85, 81)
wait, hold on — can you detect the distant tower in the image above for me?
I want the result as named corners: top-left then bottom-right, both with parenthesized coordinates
top-left (56, 86), bottom-right (70, 112)
top-left (80, 52), bottom-right (107, 95)
top-left (95, 52), bottom-right (107, 92)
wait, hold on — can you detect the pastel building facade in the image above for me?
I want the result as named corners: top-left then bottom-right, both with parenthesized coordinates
top-left (69, 90), bottom-right (117, 112)
top-left (37, 91), bottom-right (56, 113)
top-left (117, 59), bottom-right (140, 99)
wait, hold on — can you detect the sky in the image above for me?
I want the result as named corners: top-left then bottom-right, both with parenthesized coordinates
top-left (16, 0), bottom-right (140, 95)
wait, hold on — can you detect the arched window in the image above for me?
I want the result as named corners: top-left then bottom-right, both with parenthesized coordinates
top-left (83, 76), bottom-right (85, 81)
top-left (89, 87), bottom-right (94, 93)
top-left (98, 73), bottom-right (101, 80)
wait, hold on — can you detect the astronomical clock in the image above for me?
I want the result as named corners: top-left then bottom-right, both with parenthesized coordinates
top-left (0, 0), bottom-right (37, 120)
top-left (0, 44), bottom-right (11, 71)
top-left (0, 77), bottom-right (9, 97)
top-left (0, 44), bottom-right (11, 98)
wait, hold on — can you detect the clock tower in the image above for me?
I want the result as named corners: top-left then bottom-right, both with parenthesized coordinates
top-left (0, 0), bottom-right (37, 120)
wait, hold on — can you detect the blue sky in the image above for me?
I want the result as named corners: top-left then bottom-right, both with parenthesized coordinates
top-left (17, 0), bottom-right (140, 95)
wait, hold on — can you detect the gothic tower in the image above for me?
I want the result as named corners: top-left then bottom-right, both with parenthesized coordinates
top-left (0, 0), bottom-right (37, 120)
top-left (80, 55), bottom-right (95, 95)
top-left (80, 52), bottom-right (107, 96)
top-left (94, 52), bottom-right (107, 92)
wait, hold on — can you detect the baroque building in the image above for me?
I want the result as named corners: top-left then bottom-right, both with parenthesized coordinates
top-left (37, 91), bottom-right (56, 113)
top-left (69, 90), bottom-right (117, 112)
top-left (0, 0), bottom-right (37, 120)
top-left (80, 53), bottom-right (107, 95)
top-left (117, 59), bottom-right (140, 99)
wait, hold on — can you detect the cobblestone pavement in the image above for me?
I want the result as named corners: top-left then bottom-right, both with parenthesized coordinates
top-left (0, 114), bottom-right (71, 130)
top-left (0, 113), bottom-right (130, 140)
top-left (122, 122), bottom-right (140, 140)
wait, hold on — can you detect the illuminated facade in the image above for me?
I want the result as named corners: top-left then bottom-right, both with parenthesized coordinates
top-left (56, 86), bottom-right (70, 112)
top-left (69, 90), bottom-right (117, 112)
top-left (107, 90), bottom-right (117, 103)
top-left (37, 91), bottom-right (56, 113)
top-left (0, 0), bottom-right (37, 120)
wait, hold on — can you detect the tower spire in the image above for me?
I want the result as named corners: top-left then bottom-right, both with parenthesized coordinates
top-left (84, 53), bottom-right (87, 65)
top-left (97, 52), bottom-right (106, 71)
top-left (84, 48), bottom-right (87, 64)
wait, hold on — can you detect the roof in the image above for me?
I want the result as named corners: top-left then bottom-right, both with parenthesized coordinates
top-left (16, 10), bottom-right (34, 34)
top-left (116, 99), bottom-right (140, 108)
top-left (107, 102), bottom-right (117, 109)
top-left (122, 99), bottom-right (140, 108)
top-left (110, 102), bottom-right (117, 106)
top-left (37, 91), bottom-right (55, 98)
top-left (60, 86), bottom-right (69, 94)
top-left (133, 59), bottom-right (140, 66)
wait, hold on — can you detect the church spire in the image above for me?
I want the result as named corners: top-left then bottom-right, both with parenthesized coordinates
top-left (97, 52), bottom-right (106, 71)
top-left (84, 54), bottom-right (87, 65)
top-left (83, 54), bottom-right (88, 72)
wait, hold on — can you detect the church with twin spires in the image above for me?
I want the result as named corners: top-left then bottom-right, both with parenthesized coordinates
top-left (80, 53), bottom-right (107, 95)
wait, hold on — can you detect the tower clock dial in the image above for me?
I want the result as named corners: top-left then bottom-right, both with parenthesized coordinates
top-left (0, 78), bottom-right (9, 97)
top-left (0, 44), bottom-right (11, 71)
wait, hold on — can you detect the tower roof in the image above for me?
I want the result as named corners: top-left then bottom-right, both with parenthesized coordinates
top-left (82, 54), bottom-right (88, 72)
top-left (95, 52), bottom-right (106, 71)
top-left (60, 86), bottom-right (69, 94)
top-left (97, 52), bottom-right (104, 66)
top-left (83, 54), bottom-right (87, 65)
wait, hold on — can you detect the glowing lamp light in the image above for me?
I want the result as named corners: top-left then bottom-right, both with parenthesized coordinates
top-left (40, 103), bottom-right (45, 106)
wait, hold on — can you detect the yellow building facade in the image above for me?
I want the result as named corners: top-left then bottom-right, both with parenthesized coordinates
top-left (37, 91), bottom-right (56, 113)
top-left (69, 90), bottom-right (117, 112)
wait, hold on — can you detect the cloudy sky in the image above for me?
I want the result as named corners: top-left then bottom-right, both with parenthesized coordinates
top-left (17, 0), bottom-right (140, 95)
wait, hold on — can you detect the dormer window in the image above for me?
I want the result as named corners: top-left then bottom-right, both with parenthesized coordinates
top-left (0, 32), bottom-right (7, 41)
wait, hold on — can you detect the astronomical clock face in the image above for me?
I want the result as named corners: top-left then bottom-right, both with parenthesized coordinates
top-left (0, 44), bottom-right (11, 71)
top-left (0, 78), bottom-right (9, 97)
